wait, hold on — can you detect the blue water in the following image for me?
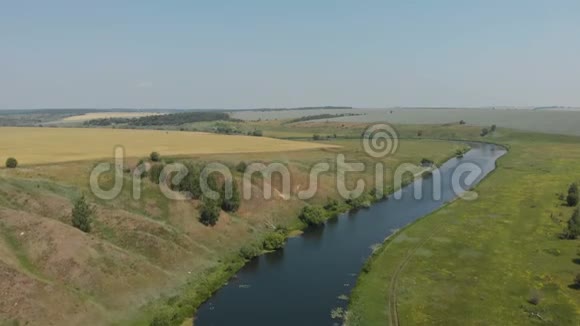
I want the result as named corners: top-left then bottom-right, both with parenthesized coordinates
top-left (195, 143), bottom-right (506, 325)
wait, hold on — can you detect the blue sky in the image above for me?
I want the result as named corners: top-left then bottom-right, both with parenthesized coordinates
top-left (1, 1), bottom-right (579, 109)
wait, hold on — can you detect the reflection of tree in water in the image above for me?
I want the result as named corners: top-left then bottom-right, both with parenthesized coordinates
top-left (264, 248), bottom-right (285, 266)
top-left (301, 224), bottom-right (325, 245)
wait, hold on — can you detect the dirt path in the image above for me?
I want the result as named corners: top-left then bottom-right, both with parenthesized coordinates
top-left (387, 224), bottom-right (446, 326)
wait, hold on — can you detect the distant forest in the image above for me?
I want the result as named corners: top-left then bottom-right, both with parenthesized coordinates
top-left (84, 111), bottom-right (233, 126)
top-left (284, 113), bottom-right (361, 124)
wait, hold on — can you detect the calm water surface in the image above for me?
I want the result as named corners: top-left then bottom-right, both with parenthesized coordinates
top-left (195, 143), bottom-right (506, 325)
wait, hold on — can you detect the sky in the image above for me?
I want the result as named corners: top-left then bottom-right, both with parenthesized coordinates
top-left (1, 0), bottom-right (580, 109)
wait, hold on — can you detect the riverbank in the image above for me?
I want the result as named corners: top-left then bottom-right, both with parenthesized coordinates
top-left (346, 131), bottom-right (580, 325)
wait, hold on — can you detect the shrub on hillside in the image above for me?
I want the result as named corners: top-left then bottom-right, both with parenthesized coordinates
top-left (236, 161), bottom-right (247, 173)
top-left (567, 192), bottom-right (579, 207)
top-left (71, 194), bottom-right (94, 233)
top-left (299, 205), bottom-right (327, 226)
top-left (149, 163), bottom-right (165, 184)
top-left (5, 157), bottom-right (17, 168)
top-left (150, 151), bottom-right (161, 162)
top-left (239, 244), bottom-right (262, 260)
top-left (176, 162), bottom-right (202, 198)
top-left (569, 183), bottom-right (578, 195)
top-left (565, 208), bottom-right (580, 239)
top-left (220, 180), bottom-right (241, 212)
top-left (199, 196), bottom-right (220, 226)
top-left (263, 232), bottom-right (285, 251)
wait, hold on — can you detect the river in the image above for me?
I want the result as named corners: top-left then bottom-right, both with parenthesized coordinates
top-left (195, 142), bottom-right (506, 325)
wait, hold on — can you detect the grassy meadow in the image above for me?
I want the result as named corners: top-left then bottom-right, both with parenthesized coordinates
top-left (0, 127), bottom-right (335, 165)
top-left (347, 129), bottom-right (580, 325)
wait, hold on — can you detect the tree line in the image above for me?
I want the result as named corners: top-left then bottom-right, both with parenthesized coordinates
top-left (83, 111), bottom-right (233, 127)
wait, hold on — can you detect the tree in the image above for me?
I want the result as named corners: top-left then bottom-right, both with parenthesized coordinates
top-left (263, 232), bottom-right (285, 250)
top-left (177, 162), bottom-right (202, 198)
top-left (299, 205), bottom-right (327, 225)
top-left (239, 243), bottom-right (262, 260)
top-left (459, 120), bottom-right (466, 125)
top-left (221, 179), bottom-right (241, 212)
top-left (490, 124), bottom-right (497, 132)
top-left (567, 192), bottom-right (579, 207)
top-left (565, 208), bottom-right (580, 239)
top-left (313, 134), bottom-right (322, 140)
top-left (480, 128), bottom-right (489, 137)
top-left (252, 130), bottom-right (263, 137)
top-left (569, 183), bottom-right (578, 195)
top-left (417, 130), bottom-right (423, 137)
top-left (199, 196), bottom-right (220, 226)
top-left (71, 194), bottom-right (94, 233)
top-left (150, 151), bottom-right (161, 162)
top-left (236, 161), bottom-right (247, 173)
top-left (5, 157), bottom-right (17, 168)
top-left (149, 164), bottom-right (165, 184)
top-left (575, 273), bottom-right (580, 289)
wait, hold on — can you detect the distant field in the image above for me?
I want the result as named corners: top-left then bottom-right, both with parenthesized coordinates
top-left (61, 112), bottom-right (163, 121)
top-left (0, 127), bottom-right (334, 165)
top-left (234, 108), bottom-right (580, 136)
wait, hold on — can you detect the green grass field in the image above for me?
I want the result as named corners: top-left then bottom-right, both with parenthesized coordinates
top-left (347, 129), bottom-right (580, 325)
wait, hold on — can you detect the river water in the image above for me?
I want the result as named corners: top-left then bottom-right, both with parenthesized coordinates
top-left (195, 143), bottom-right (506, 325)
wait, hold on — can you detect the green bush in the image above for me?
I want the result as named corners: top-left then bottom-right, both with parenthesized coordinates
top-left (236, 161), bottom-right (247, 173)
top-left (5, 157), bottom-right (17, 168)
top-left (567, 192), bottom-right (578, 207)
top-left (71, 194), bottom-right (93, 233)
top-left (239, 244), bottom-right (262, 260)
top-left (252, 130), bottom-right (263, 137)
top-left (566, 208), bottom-right (580, 239)
top-left (150, 151), bottom-right (161, 162)
top-left (221, 180), bottom-right (241, 212)
top-left (569, 183), bottom-right (578, 195)
top-left (263, 232), bottom-right (285, 251)
top-left (299, 205), bottom-right (327, 226)
top-left (177, 162), bottom-right (202, 198)
top-left (149, 164), bottom-right (165, 184)
top-left (199, 196), bottom-right (220, 226)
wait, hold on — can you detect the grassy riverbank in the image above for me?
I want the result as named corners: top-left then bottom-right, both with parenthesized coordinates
top-left (347, 130), bottom-right (580, 325)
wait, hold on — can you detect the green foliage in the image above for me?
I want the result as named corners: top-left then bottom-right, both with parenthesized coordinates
top-left (284, 113), bottom-right (358, 124)
top-left (199, 196), bottom-right (220, 226)
top-left (299, 205), bottom-right (327, 226)
top-left (149, 164), bottom-right (165, 184)
top-left (239, 243), bottom-right (262, 260)
top-left (220, 179), bottom-right (241, 212)
top-left (235, 161), bottom-right (247, 173)
top-left (84, 111), bottom-right (232, 127)
top-left (71, 194), bottom-right (93, 233)
top-left (480, 127), bottom-right (489, 137)
top-left (313, 134), bottom-right (322, 140)
top-left (568, 183), bottom-right (578, 195)
top-left (263, 232), bottom-right (285, 251)
top-left (575, 273), bottom-right (580, 288)
top-left (346, 192), bottom-right (373, 210)
top-left (420, 158), bottom-right (434, 166)
top-left (5, 157), bottom-right (18, 168)
top-left (490, 124), bottom-right (497, 132)
top-left (252, 130), bottom-right (263, 137)
top-left (565, 208), bottom-right (580, 239)
top-left (177, 162), bottom-right (202, 198)
top-left (150, 151), bottom-right (161, 162)
top-left (567, 192), bottom-right (578, 207)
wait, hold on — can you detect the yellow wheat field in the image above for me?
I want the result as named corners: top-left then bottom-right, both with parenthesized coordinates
top-left (62, 112), bottom-right (163, 121)
top-left (0, 127), bottom-right (336, 165)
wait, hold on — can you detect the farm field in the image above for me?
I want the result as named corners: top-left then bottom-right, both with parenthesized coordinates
top-left (347, 129), bottom-right (580, 325)
top-left (0, 127), bottom-right (335, 165)
top-left (233, 108), bottom-right (580, 137)
top-left (61, 111), bottom-right (164, 122)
